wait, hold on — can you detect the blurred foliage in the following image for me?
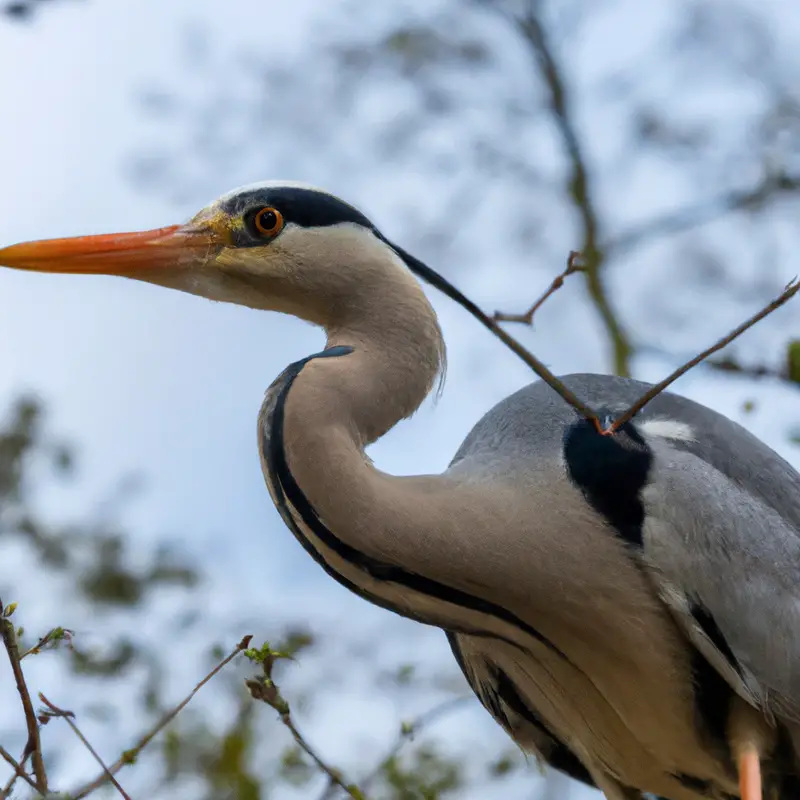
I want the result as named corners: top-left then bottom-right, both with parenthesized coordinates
top-left (0, 395), bottom-right (199, 614)
top-left (1, 0), bottom-right (77, 21)
top-left (379, 744), bottom-right (462, 800)
top-left (5, 0), bottom-right (800, 798)
top-left (134, 0), bottom-right (800, 381)
top-left (0, 394), bottom-right (494, 798)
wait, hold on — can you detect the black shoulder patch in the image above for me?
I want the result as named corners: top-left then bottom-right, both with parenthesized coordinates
top-left (563, 414), bottom-right (651, 547)
top-left (223, 186), bottom-right (375, 232)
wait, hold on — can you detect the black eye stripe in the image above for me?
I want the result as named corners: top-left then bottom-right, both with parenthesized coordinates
top-left (225, 187), bottom-right (375, 233)
top-left (222, 187), bottom-right (466, 327)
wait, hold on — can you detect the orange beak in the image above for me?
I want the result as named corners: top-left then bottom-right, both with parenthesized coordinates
top-left (0, 225), bottom-right (217, 276)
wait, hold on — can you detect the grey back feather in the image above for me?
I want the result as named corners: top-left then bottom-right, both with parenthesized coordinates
top-left (449, 373), bottom-right (800, 723)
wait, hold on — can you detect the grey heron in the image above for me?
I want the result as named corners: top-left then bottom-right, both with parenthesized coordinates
top-left (1, 181), bottom-right (798, 800)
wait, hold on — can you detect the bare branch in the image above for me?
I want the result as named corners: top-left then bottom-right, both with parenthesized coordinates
top-left (607, 279), bottom-right (800, 433)
top-left (245, 642), bottom-right (365, 800)
top-left (494, 250), bottom-right (585, 324)
top-left (408, 245), bottom-right (603, 425)
top-left (506, 2), bottom-right (632, 375)
top-left (637, 342), bottom-right (800, 389)
top-left (70, 634), bottom-right (253, 799)
top-left (0, 745), bottom-right (40, 796)
top-left (353, 695), bottom-right (472, 798)
top-left (38, 694), bottom-right (131, 800)
top-left (607, 174), bottom-right (800, 256)
top-left (282, 709), bottom-right (364, 800)
top-left (0, 601), bottom-right (48, 793)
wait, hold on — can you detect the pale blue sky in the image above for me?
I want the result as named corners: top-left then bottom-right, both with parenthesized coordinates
top-left (1, 1), bottom-right (799, 798)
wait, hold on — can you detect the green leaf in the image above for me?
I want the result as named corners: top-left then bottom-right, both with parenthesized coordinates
top-left (787, 340), bottom-right (800, 384)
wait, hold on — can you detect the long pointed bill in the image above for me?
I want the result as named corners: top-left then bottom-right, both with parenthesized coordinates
top-left (0, 225), bottom-right (216, 276)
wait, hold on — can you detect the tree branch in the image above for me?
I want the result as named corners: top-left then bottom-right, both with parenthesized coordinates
top-left (245, 642), bottom-right (365, 800)
top-left (0, 745), bottom-right (40, 797)
top-left (509, 1), bottom-right (632, 375)
top-left (0, 601), bottom-right (48, 794)
top-left (69, 634), bottom-right (252, 799)
top-left (607, 279), bottom-right (800, 432)
top-left (38, 694), bottom-right (132, 799)
top-left (607, 173), bottom-right (800, 256)
top-left (637, 341), bottom-right (800, 388)
top-left (494, 250), bottom-right (584, 324)
top-left (20, 627), bottom-right (72, 660)
top-left (354, 695), bottom-right (472, 798)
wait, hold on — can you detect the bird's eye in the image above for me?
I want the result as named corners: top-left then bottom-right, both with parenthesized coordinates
top-left (252, 207), bottom-right (284, 238)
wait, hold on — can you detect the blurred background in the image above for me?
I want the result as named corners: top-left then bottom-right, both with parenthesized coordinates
top-left (1, 0), bottom-right (799, 798)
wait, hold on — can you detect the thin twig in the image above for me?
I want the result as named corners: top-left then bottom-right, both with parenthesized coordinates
top-left (465, 305), bottom-right (602, 425)
top-left (506, 1), bottom-right (632, 375)
top-left (636, 345), bottom-right (800, 388)
top-left (0, 745), bottom-right (40, 795)
top-left (606, 279), bottom-right (800, 433)
top-left (20, 627), bottom-right (72, 660)
top-left (353, 695), bottom-right (472, 798)
top-left (401, 243), bottom-right (603, 425)
top-left (69, 634), bottom-right (253, 799)
top-left (246, 677), bottom-right (364, 800)
top-left (38, 694), bottom-right (132, 799)
top-left (607, 174), bottom-right (800, 257)
top-left (494, 251), bottom-right (585, 324)
top-left (245, 643), bottom-right (364, 800)
top-left (0, 601), bottom-right (48, 793)
top-left (282, 712), bottom-right (363, 800)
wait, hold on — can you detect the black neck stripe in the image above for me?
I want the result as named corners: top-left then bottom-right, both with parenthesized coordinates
top-left (264, 346), bottom-right (567, 659)
top-left (223, 186), bottom-right (374, 230)
top-left (377, 233), bottom-right (490, 323)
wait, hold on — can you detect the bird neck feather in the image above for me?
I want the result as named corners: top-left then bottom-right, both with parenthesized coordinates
top-left (297, 266), bottom-right (445, 444)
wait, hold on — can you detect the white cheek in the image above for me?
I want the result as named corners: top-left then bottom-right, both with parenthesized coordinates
top-left (180, 271), bottom-right (241, 305)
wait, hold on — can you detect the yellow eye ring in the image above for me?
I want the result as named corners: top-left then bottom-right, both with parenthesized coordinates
top-left (253, 207), bottom-right (284, 238)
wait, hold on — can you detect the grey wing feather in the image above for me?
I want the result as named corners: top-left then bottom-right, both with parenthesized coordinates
top-left (632, 388), bottom-right (800, 722)
top-left (453, 373), bottom-right (800, 722)
top-left (640, 437), bottom-right (800, 720)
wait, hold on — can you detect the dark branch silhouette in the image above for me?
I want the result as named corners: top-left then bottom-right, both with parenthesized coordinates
top-left (39, 694), bottom-right (133, 800)
top-left (0, 744), bottom-right (39, 796)
top-left (504, 0), bottom-right (633, 376)
top-left (245, 642), bottom-right (365, 800)
top-left (494, 250), bottom-right (585, 324)
top-left (0, 601), bottom-right (48, 794)
top-left (606, 279), bottom-right (800, 433)
top-left (70, 634), bottom-right (253, 799)
top-left (607, 173), bottom-right (800, 256)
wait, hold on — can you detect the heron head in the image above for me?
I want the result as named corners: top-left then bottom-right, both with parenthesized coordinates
top-left (0, 181), bottom-right (431, 326)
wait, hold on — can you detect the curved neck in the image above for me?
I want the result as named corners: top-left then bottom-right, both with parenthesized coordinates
top-left (271, 270), bottom-right (445, 564)
top-left (262, 285), bottom-right (604, 656)
top-left (321, 281), bottom-right (445, 446)
top-left (262, 275), bottom-right (507, 635)
top-left (264, 326), bottom-right (579, 652)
